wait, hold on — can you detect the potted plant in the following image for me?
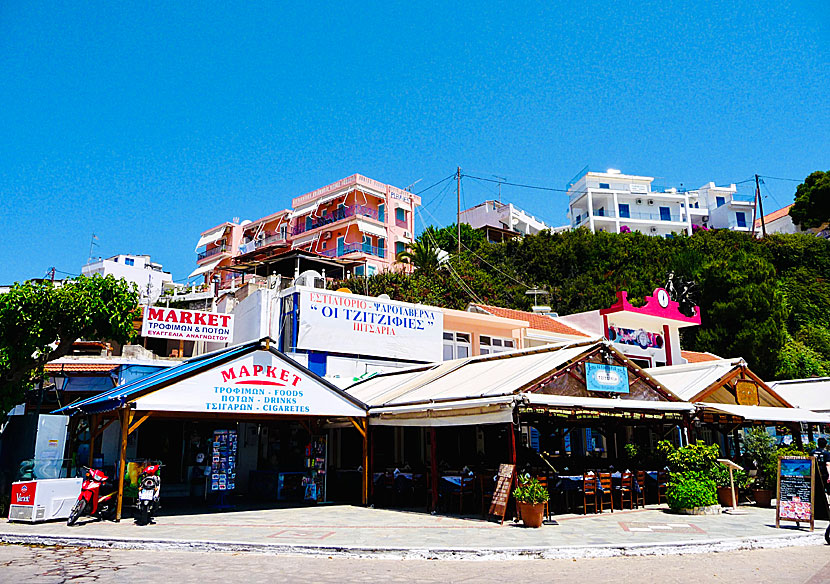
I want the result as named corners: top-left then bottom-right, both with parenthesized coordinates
top-left (657, 440), bottom-right (721, 514)
top-left (742, 428), bottom-right (777, 507)
top-left (512, 473), bottom-right (549, 528)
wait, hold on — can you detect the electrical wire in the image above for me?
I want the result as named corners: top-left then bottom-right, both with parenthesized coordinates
top-left (759, 175), bottom-right (803, 183)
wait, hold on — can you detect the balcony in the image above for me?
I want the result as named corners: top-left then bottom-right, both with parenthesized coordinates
top-left (395, 218), bottom-right (408, 228)
top-left (319, 242), bottom-right (385, 258)
top-left (618, 210), bottom-right (685, 222)
top-left (292, 204), bottom-right (382, 235)
top-left (197, 245), bottom-right (227, 261)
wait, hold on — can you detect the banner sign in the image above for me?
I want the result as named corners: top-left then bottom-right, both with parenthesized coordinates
top-left (133, 351), bottom-right (366, 417)
top-left (296, 289), bottom-right (443, 362)
top-left (776, 456), bottom-right (815, 530)
top-left (142, 307), bottom-right (234, 343)
top-left (585, 363), bottom-right (630, 393)
top-left (607, 325), bottom-right (664, 350)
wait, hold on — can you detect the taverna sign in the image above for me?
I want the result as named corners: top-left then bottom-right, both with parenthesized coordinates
top-left (142, 307), bottom-right (234, 343)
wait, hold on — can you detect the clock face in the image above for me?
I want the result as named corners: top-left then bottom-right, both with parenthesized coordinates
top-left (657, 289), bottom-right (669, 308)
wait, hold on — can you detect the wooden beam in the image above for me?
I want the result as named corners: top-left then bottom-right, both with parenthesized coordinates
top-left (349, 417), bottom-right (367, 438)
top-left (115, 408), bottom-right (133, 522)
top-left (361, 419), bottom-right (369, 506)
top-left (91, 417), bottom-right (118, 440)
top-left (128, 413), bottom-right (152, 435)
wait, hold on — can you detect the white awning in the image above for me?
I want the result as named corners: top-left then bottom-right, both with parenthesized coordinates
top-left (195, 226), bottom-right (227, 251)
top-left (291, 233), bottom-right (318, 248)
top-left (188, 257), bottom-right (223, 279)
top-left (696, 402), bottom-right (830, 424)
top-left (524, 393), bottom-right (695, 413)
top-left (369, 396), bottom-right (516, 427)
top-left (288, 192), bottom-right (349, 219)
top-left (357, 220), bottom-right (387, 239)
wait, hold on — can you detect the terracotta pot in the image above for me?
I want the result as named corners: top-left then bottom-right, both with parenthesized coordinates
top-left (517, 502), bottom-right (545, 528)
top-left (717, 486), bottom-right (737, 507)
top-left (753, 488), bottom-right (773, 508)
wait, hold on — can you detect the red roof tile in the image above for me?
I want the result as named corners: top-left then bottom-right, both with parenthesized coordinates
top-left (755, 204), bottom-right (792, 228)
top-left (470, 304), bottom-right (590, 337)
top-left (44, 363), bottom-right (118, 373)
top-left (680, 350), bottom-right (722, 363)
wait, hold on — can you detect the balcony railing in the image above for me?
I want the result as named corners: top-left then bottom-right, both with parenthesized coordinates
top-left (319, 242), bottom-right (385, 258)
top-left (256, 233), bottom-right (286, 248)
top-left (731, 192), bottom-right (756, 203)
top-left (618, 211), bottom-right (684, 222)
top-left (197, 245), bottom-right (227, 261)
top-left (395, 218), bottom-right (408, 228)
top-left (292, 204), bottom-right (381, 235)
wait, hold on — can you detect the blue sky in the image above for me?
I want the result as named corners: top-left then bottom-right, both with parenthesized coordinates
top-left (1, 2), bottom-right (827, 283)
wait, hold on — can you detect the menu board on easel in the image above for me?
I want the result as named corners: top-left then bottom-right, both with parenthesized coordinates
top-left (488, 463), bottom-right (516, 524)
top-left (776, 456), bottom-right (815, 531)
top-left (210, 429), bottom-right (237, 492)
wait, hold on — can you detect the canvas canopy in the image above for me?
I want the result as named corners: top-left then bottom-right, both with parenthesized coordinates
top-left (194, 226), bottom-right (227, 251)
top-left (696, 402), bottom-right (830, 424)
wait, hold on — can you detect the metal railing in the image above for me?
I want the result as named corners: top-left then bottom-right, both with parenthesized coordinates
top-left (319, 242), bottom-right (385, 258)
top-left (292, 205), bottom-right (381, 235)
top-left (197, 245), bottom-right (226, 260)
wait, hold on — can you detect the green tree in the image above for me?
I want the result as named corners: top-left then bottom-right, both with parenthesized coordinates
top-left (395, 238), bottom-right (444, 274)
top-left (789, 170), bottom-right (830, 229)
top-left (0, 275), bottom-right (139, 415)
top-left (421, 223), bottom-right (486, 254)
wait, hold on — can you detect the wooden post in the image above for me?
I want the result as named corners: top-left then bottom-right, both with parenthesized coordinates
top-left (115, 408), bottom-right (132, 522)
top-left (508, 422), bottom-right (517, 465)
top-left (361, 419), bottom-right (369, 506)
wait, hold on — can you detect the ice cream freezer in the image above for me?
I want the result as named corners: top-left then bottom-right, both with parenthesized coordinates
top-left (8, 478), bottom-right (82, 523)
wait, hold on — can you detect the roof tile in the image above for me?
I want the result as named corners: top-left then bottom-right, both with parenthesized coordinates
top-left (471, 304), bottom-right (589, 337)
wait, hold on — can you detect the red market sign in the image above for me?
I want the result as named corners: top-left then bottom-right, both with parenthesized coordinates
top-left (142, 307), bottom-right (234, 343)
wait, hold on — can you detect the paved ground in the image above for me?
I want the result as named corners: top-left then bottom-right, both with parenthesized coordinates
top-left (1, 503), bottom-right (827, 558)
top-left (2, 543), bottom-right (830, 583)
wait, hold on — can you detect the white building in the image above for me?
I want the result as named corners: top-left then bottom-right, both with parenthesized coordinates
top-left (460, 200), bottom-right (550, 242)
top-left (82, 254), bottom-right (173, 304)
top-left (567, 169), bottom-right (748, 237)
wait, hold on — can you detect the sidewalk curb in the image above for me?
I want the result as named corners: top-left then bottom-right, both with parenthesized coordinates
top-left (1, 530), bottom-right (825, 560)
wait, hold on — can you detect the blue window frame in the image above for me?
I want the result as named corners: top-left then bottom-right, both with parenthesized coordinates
top-left (716, 196), bottom-right (725, 208)
top-left (736, 212), bottom-right (747, 228)
top-left (124, 258), bottom-right (135, 266)
top-left (659, 206), bottom-right (671, 221)
top-left (395, 208), bottom-right (406, 222)
top-left (599, 183), bottom-right (610, 189)
top-left (618, 204), bottom-right (630, 218)
top-left (378, 204), bottom-right (385, 223)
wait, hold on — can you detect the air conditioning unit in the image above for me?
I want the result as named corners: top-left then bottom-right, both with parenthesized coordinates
top-left (323, 231), bottom-right (332, 240)
top-left (635, 198), bottom-right (643, 205)
top-left (702, 216), bottom-right (710, 222)
top-left (647, 200), bottom-right (655, 206)
top-left (403, 231), bottom-right (412, 239)
top-left (650, 226), bottom-right (658, 233)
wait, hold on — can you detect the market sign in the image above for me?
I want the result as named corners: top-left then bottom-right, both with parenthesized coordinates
top-left (141, 307), bottom-right (234, 343)
top-left (607, 323), bottom-right (666, 363)
top-left (296, 289), bottom-right (443, 362)
top-left (776, 456), bottom-right (815, 530)
top-left (585, 363), bottom-right (629, 394)
top-left (132, 351), bottom-right (366, 417)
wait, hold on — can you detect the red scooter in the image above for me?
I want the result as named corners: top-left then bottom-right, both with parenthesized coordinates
top-left (67, 466), bottom-right (117, 526)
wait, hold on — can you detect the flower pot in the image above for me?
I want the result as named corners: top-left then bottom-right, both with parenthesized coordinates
top-left (717, 486), bottom-right (736, 507)
top-left (517, 502), bottom-right (545, 528)
top-left (753, 488), bottom-right (773, 508)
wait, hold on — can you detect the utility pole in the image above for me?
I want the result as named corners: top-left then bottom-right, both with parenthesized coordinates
top-left (456, 166), bottom-right (462, 254)
top-left (756, 174), bottom-right (766, 238)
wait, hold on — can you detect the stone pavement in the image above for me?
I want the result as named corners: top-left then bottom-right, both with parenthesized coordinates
top-left (1, 503), bottom-right (827, 560)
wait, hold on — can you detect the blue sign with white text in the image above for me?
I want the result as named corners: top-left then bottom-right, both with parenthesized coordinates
top-left (585, 363), bottom-right (629, 393)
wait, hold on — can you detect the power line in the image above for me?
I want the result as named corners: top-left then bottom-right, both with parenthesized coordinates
top-left (462, 173), bottom-right (573, 193)
top-left (414, 173), bottom-right (456, 196)
top-left (759, 175), bottom-right (803, 183)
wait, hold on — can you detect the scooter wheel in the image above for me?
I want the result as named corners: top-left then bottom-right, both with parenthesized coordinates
top-left (67, 499), bottom-right (86, 526)
top-left (825, 523), bottom-right (830, 545)
top-left (137, 504), bottom-right (150, 526)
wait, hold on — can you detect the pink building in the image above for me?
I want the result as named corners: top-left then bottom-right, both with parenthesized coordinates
top-left (191, 174), bottom-right (420, 286)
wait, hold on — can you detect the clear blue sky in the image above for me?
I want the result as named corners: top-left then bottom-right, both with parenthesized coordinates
top-left (1, 2), bottom-right (827, 283)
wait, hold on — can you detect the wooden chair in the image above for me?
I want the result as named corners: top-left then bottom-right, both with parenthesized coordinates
top-left (598, 472), bottom-right (614, 513)
top-left (536, 475), bottom-right (551, 521)
top-left (635, 471), bottom-right (646, 508)
top-left (657, 470), bottom-right (669, 505)
top-left (447, 475), bottom-right (475, 515)
top-left (581, 473), bottom-right (598, 514)
top-left (617, 472), bottom-right (634, 510)
top-left (477, 473), bottom-right (495, 517)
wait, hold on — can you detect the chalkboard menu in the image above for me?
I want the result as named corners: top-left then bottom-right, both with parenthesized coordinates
top-left (488, 463), bottom-right (515, 524)
top-left (776, 456), bottom-right (815, 531)
top-left (211, 429), bottom-right (237, 492)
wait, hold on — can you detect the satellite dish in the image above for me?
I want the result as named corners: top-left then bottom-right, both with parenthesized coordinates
top-left (377, 294), bottom-right (391, 301)
top-left (295, 269), bottom-right (324, 288)
top-left (239, 219), bottom-right (252, 226)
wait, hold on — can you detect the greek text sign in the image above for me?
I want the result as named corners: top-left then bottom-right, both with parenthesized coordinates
top-left (296, 289), bottom-right (443, 362)
top-left (133, 351), bottom-right (366, 417)
top-left (142, 307), bottom-right (234, 343)
top-left (585, 363), bottom-right (630, 393)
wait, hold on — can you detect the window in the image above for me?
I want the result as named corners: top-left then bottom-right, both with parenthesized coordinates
top-left (659, 206), bottom-right (671, 221)
top-left (618, 203), bottom-right (630, 218)
top-left (378, 204), bottom-right (385, 223)
top-left (305, 216), bottom-right (312, 230)
top-left (321, 241), bottom-right (327, 250)
top-left (716, 196), bottom-right (725, 208)
top-left (377, 238), bottom-right (385, 257)
top-left (596, 207), bottom-right (605, 217)
top-left (395, 241), bottom-right (406, 255)
top-left (321, 208), bottom-right (327, 217)
top-left (336, 236), bottom-right (345, 256)
top-left (599, 183), bottom-right (610, 189)
top-left (443, 332), bottom-right (471, 360)
top-left (736, 212), bottom-right (747, 228)
top-left (279, 225), bottom-right (287, 240)
top-left (354, 265), bottom-right (364, 276)
top-left (362, 235), bottom-right (372, 253)
top-left (395, 208), bottom-right (406, 222)
top-left (124, 258), bottom-right (135, 266)
top-left (480, 336), bottom-right (515, 355)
